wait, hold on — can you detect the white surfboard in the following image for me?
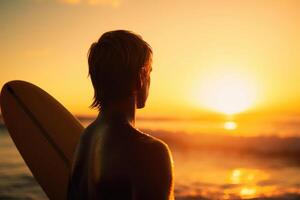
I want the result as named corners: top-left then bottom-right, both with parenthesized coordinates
top-left (0, 80), bottom-right (84, 200)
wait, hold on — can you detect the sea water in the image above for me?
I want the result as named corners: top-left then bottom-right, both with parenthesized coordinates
top-left (1, 117), bottom-right (300, 200)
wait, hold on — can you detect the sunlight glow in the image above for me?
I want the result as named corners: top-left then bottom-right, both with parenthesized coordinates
top-left (224, 121), bottom-right (237, 130)
top-left (240, 187), bottom-right (257, 197)
top-left (199, 73), bottom-right (256, 115)
top-left (231, 169), bottom-right (242, 184)
top-left (229, 168), bottom-right (271, 198)
top-left (230, 168), bottom-right (269, 185)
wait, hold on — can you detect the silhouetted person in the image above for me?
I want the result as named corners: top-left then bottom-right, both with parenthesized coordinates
top-left (67, 30), bottom-right (174, 200)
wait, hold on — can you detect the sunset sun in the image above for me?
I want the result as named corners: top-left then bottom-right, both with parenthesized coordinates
top-left (198, 73), bottom-right (256, 115)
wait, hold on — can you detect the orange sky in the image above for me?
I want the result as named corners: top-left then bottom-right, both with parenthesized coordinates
top-left (0, 0), bottom-right (299, 117)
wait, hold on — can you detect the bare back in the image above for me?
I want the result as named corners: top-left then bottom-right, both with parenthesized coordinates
top-left (68, 118), bottom-right (174, 200)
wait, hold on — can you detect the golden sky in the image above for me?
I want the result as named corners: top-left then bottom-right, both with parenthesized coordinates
top-left (0, 0), bottom-right (299, 117)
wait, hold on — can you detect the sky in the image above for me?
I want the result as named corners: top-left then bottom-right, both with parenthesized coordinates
top-left (0, 0), bottom-right (300, 118)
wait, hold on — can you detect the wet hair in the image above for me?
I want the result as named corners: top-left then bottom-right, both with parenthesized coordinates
top-left (88, 30), bottom-right (152, 110)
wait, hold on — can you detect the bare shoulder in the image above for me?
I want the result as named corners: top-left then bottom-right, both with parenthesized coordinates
top-left (130, 129), bottom-right (175, 199)
top-left (78, 120), bottom-right (106, 142)
top-left (130, 128), bottom-right (173, 164)
top-left (134, 128), bottom-right (170, 148)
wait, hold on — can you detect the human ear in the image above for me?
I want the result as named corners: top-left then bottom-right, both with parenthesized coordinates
top-left (136, 67), bottom-right (145, 90)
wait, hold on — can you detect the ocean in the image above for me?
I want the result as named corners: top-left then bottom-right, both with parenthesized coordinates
top-left (1, 116), bottom-right (300, 200)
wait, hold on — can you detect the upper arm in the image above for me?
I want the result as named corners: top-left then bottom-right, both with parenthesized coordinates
top-left (132, 141), bottom-right (174, 200)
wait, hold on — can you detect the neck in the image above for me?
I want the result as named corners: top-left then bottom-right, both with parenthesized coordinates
top-left (98, 96), bottom-right (136, 126)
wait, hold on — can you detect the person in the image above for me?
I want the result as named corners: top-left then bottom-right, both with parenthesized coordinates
top-left (67, 30), bottom-right (174, 200)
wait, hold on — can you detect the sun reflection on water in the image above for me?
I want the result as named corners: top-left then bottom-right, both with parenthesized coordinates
top-left (224, 121), bottom-right (237, 130)
top-left (240, 187), bottom-right (257, 198)
top-left (231, 169), bottom-right (241, 184)
top-left (228, 168), bottom-right (270, 198)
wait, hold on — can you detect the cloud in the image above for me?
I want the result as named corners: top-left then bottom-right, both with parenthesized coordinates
top-left (58, 0), bottom-right (121, 7)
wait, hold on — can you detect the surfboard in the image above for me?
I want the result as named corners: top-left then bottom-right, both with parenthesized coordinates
top-left (0, 80), bottom-right (84, 200)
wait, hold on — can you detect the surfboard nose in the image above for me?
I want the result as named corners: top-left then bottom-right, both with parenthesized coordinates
top-left (0, 81), bottom-right (14, 120)
top-left (1, 80), bottom-right (29, 105)
top-left (0, 81), bottom-right (10, 103)
top-left (1, 80), bottom-right (27, 117)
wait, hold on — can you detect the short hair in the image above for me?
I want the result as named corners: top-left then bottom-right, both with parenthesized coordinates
top-left (88, 30), bottom-right (152, 110)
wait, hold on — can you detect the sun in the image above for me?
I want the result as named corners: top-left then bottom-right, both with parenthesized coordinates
top-left (198, 73), bottom-right (256, 115)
